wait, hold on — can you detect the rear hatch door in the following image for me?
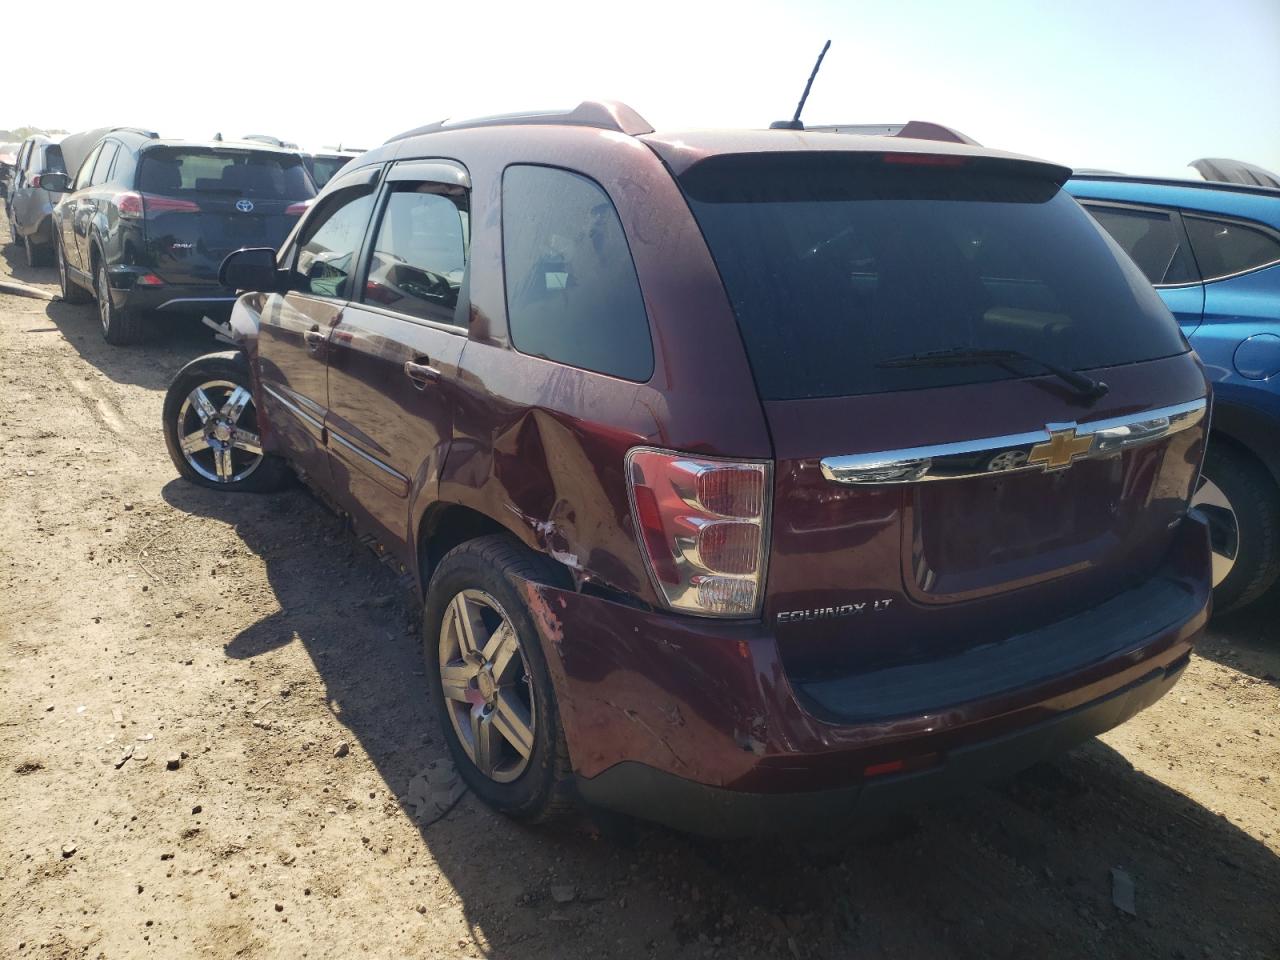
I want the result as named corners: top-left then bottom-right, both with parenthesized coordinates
top-left (681, 151), bottom-right (1208, 681)
top-left (137, 146), bottom-right (315, 285)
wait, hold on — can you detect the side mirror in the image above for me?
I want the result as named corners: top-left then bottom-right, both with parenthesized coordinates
top-left (38, 172), bottom-right (72, 193)
top-left (220, 247), bottom-right (279, 292)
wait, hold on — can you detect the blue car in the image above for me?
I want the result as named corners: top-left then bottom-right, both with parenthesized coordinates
top-left (1066, 174), bottom-right (1280, 612)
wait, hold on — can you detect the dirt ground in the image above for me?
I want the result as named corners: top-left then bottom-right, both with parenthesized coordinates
top-left (1, 219), bottom-right (1277, 960)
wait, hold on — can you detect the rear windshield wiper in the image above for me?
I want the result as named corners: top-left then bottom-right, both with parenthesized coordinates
top-left (876, 347), bottom-right (1109, 401)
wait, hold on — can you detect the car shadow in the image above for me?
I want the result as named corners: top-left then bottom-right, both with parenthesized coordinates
top-left (39, 297), bottom-right (219, 390)
top-left (160, 476), bottom-right (1280, 960)
top-left (1, 215), bottom-right (60, 287)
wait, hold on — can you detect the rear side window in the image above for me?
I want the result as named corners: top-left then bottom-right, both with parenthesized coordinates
top-left (1084, 204), bottom-right (1198, 285)
top-left (682, 153), bottom-right (1186, 400)
top-left (502, 165), bottom-right (653, 381)
top-left (293, 187), bottom-right (376, 299)
top-left (364, 182), bottom-right (469, 326)
top-left (90, 142), bottom-right (118, 186)
top-left (1183, 215), bottom-right (1280, 280)
top-left (138, 148), bottom-right (315, 201)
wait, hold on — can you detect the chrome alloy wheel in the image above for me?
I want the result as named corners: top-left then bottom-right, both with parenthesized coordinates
top-left (438, 589), bottom-right (535, 784)
top-left (97, 263), bottom-right (112, 334)
top-left (1191, 475), bottom-right (1239, 587)
top-left (175, 379), bottom-right (264, 483)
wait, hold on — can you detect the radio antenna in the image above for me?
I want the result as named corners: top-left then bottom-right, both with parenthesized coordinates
top-left (771, 40), bottom-right (831, 130)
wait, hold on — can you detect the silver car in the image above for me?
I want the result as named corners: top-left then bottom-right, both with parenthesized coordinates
top-left (5, 134), bottom-right (67, 267)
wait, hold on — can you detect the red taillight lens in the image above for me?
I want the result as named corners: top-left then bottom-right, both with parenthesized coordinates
top-left (30, 174), bottom-right (42, 189)
top-left (143, 194), bottom-right (200, 215)
top-left (285, 200), bottom-right (313, 216)
top-left (882, 153), bottom-right (968, 167)
top-left (118, 192), bottom-right (144, 219)
top-left (136, 273), bottom-right (164, 287)
top-left (626, 448), bottom-right (771, 618)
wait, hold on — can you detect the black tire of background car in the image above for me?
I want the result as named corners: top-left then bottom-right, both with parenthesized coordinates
top-left (1204, 444), bottom-right (1280, 614)
top-left (56, 240), bottom-right (92, 304)
top-left (24, 233), bottom-right (48, 268)
top-left (161, 351), bottom-right (294, 493)
top-left (97, 259), bottom-right (146, 345)
top-left (424, 535), bottom-right (576, 824)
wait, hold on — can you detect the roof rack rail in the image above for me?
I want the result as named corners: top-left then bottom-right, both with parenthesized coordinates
top-left (386, 100), bottom-right (653, 144)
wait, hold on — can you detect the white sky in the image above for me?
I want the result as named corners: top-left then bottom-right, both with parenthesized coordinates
top-left (7, 0), bottom-right (1279, 177)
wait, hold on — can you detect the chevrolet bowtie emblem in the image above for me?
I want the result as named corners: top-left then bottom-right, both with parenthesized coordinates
top-left (1028, 427), bottom-right (1094, 471)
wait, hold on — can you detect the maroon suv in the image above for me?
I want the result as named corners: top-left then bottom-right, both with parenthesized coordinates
top-left (162, 101), bottom-right (1213, 835)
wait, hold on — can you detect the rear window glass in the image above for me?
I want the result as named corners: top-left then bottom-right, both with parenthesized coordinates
top-left (139, 148), bottom-right (315, 201)
top-left (43, 145), bottom-right (65, 173)
top-left (309, 156), bottom-right (353, 189)
top-left (1084, 204), bottom-right (1198, 285)
top-left (502, 165), bottom-right (654, 382)
top-left (1183, 215), bottom-right (1280, 280)
top-left (682, 154), bottom-right (1187, 401)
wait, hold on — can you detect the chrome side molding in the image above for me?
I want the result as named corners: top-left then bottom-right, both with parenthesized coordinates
top-left (819, 398), bottom-right (1207, 485)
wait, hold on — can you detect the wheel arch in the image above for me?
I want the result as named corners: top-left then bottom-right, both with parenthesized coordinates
top-left (1209, 399), bottom-right (1280, 492)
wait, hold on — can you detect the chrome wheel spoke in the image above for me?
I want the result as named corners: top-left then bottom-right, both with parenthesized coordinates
top-left (231, 430), bottom-right (262, 455)
top-left (1191, 478), bottom-right (1231, 512)
top-left (214, 446), bottom-right (234, 481)
top-left (1210, 548), bottom-right (1235, 586)
top-left (190, 388), bottom-right (218, 424)
top-left (221, 386), bottom-right (252, 424)
top-left (180, 430), bottom-right (210, 454)
top-left (449, 594), bottom-right (482, 659)
top-left (492, 692), bottom-right (534, 759)
top-left (440, 662), bottom-right (474, 702)
top-left (470, 708), bottom-right (498, 777)
top-left (482, 622), bottom-right (519, 681)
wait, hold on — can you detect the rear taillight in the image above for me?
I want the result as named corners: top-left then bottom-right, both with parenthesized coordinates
top-left (285, 200), bottom-right (313, 216)
top-left (626, 448), bottom-right (772, 618)
top-left (119, 193), bottom-right (201, 219)
top-left (882, 153), bottom-right (968, 167)
top-left (30, 174), bottom-right (42, 188)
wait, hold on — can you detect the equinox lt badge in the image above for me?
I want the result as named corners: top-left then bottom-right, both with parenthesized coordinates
top-left (777, 599), bottom-right (894, 624)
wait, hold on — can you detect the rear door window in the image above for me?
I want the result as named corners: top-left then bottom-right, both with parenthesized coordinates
top-left (362, 181), bottom-right (469, 326)
top-left (1183, 215), bottom-right (1280, 280)
top-left (43, 144), bottom-right (66, 174)
top-left (90, 142), bottom-right (118, 186)
top-left (501, 165), bottom-right (654, 381)
top-left (293, 186), bottom-right (376, 299)
top-left (74, 144), bottom-right (102, 191)
top-left (681, 153), bottom-right (1187, 400)
top-left (1083, 204), bottom-right (1198, 285)
top-left (138, 148), bottom-right (314, 201)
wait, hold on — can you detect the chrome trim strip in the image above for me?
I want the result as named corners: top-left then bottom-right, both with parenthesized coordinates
top-left (156, 297), bottom-right (239, 310)
top-left (329, 431), bottom-right (409, 486)
top-left (820, 398), bottom-right (1206, 485)
top-left (262, 384), bottom-right (323, 432)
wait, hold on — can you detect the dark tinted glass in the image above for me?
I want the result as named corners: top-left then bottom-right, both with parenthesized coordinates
top-left (682, 154), bottom-right (1186, 400)
top-left (43, 145), bottom-right (65, 174)
top-left (294, 188), bottom-right (376, 299)
top-left (310, 156), bottom-right (352, 189)
top-left (74, 145), bottom-right (101, 191)
top-left (1086, 204), bottom-right (1198, 285)
top-left (502, 165), bottom-right (654, 381)
top-left (1184, 215), bottom-right (1280, 280)
top-left (90, 142), bottom-right (118, 186)
top-left (364, 183), bottom-right (468, 325)
top-left (139, 148), bottom-right (315, 200)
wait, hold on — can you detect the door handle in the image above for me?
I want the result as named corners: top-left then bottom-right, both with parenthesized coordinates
top-left (304, 326), bottom-right (327, 352)
top-left (403, 359), bottom-right (441, 389)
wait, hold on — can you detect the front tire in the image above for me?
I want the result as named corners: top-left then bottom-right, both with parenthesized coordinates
top-left (162, 351), bottom-right (293, 493)
top-left (1192, 444), bottom-right (1280, 614)
top-left (96, 259), bottom-right (145, 345)
top-left (424, 536), bottom-right (575, 824)
top-left (56, 240), bottom-right (92, 303)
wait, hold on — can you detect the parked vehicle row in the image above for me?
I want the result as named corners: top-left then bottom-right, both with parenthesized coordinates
top-left (155, 102), bottom-right (1217, 835)
top-left (3, 134), bottom-right (66, 266)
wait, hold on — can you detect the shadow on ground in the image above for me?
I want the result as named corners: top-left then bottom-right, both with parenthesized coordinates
top-left (1200, 590), bottom-right (1280, 684)
top-left (161, 476), bottom-right (1280, 960)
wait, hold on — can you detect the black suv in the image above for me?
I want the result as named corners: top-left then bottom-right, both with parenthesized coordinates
top-left (46, 130), bottom-right (315, 344)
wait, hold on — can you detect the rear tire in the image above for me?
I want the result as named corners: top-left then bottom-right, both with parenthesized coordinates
top-left (424, 535), bottom-right (575, 824)
top-left (23, 233), bottom-right (48, 268)
top-left (1193, 444), bottom-right (1280, 614)
top-left (56, 239), bottom-right (92, 304)
top-left (162, 351), bottom-right (293, 493)
top-left (96, 258), bottom-right (145, 345)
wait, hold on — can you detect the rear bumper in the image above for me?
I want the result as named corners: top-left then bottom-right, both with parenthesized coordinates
top-left (576, 654), bottom-right (1189, 836)
top-left (106, 270), bottom-right (238, 317)
top-left (520, 511), bottom-right (1211, 835)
